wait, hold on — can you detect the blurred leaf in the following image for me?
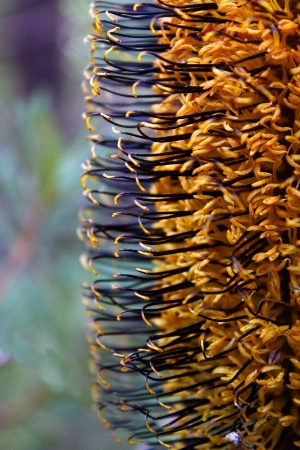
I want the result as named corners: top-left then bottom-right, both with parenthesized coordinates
top-left (12, 92), bottom-right (64, 205)
top-left (0, 87), bottom-right (91, 394)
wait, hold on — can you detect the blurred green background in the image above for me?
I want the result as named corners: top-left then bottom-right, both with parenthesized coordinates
top-left (0, 1), bottom-right (132, 448)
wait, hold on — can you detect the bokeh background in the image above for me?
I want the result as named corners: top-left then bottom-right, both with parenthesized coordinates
top-left (0, 1), bottom-right (132, 448)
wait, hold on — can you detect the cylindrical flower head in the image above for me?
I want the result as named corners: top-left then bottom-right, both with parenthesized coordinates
top-left (80, 0), bottom-right (300, 448)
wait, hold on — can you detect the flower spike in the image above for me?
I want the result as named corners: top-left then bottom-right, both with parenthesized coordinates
top-left (80, 0), bottom-right (300, 448)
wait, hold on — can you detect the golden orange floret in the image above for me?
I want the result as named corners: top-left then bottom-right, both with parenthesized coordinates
top-left (150, 0), bottom-right (300, 448)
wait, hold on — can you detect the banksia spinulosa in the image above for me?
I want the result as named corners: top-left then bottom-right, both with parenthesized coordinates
top-left (79, 0), bottom-right (300, 448)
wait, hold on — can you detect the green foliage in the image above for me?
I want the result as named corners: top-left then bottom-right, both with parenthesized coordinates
top-left (0, 91), bottom-right (102, 448)
top-left (0, 1), bottom-right (132, 447)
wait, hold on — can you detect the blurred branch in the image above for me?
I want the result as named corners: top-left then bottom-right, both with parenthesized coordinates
top-left (0, 200), bottom-right (44, 302)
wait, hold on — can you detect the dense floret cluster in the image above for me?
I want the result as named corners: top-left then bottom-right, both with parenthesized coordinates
top-left (80, 1), bottom-right (300, 448)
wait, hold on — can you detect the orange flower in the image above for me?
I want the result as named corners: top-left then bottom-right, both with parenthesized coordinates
top-left (80, 0), bottom-right (300, 448)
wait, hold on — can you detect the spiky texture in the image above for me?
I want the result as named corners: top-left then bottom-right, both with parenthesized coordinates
top-left (80, 0), bottom-right (300, 448)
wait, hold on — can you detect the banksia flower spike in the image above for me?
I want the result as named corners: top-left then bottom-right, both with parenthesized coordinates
top-left (79, 0), bottom-right (300, 448)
